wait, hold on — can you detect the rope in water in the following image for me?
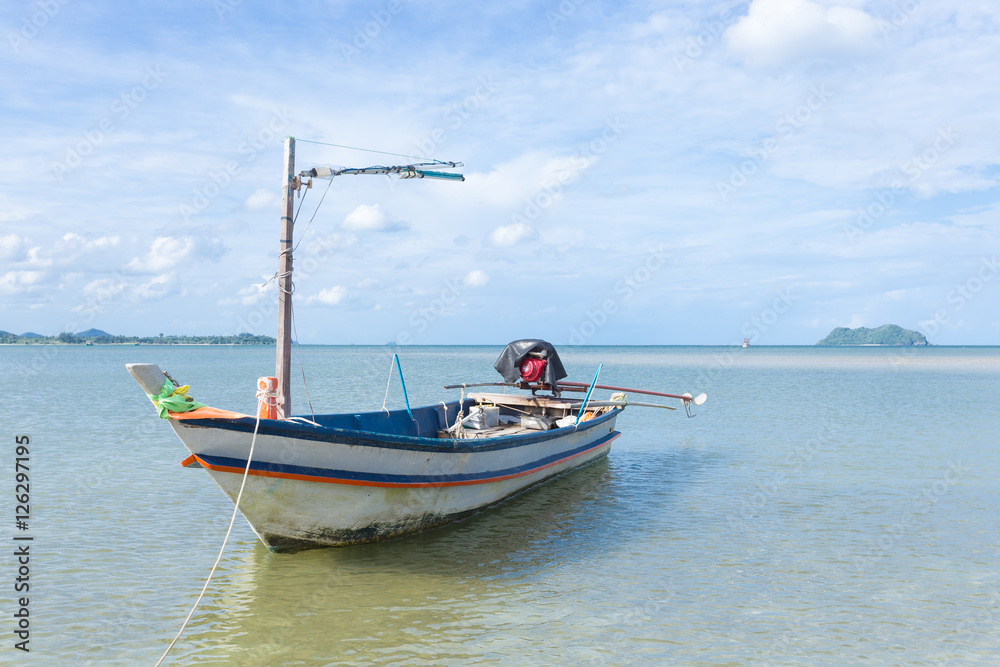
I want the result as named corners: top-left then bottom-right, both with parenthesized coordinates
top-left (154, 399), bottom-right (265, 667)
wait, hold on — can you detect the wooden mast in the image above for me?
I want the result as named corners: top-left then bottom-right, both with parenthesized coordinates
top-left (276, 136), bottom-right (296, 419)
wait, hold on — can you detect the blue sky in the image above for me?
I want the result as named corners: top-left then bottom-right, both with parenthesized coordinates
top-left (1, 0), bottom-right (998, 344)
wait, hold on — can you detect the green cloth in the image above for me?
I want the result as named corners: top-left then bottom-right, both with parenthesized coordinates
top-left (148, 378), bottom-right (207, 419)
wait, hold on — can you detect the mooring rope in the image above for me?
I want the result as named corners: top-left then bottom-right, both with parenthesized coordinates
top-left (154, 400), bottom-right (264, 666)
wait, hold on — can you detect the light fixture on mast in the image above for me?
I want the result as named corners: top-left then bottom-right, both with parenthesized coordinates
top-left (302, 162), bottom-right (465, 181)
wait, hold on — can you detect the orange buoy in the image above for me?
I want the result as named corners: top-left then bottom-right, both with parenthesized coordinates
top-left (257, 376), bottom-right (277, 419)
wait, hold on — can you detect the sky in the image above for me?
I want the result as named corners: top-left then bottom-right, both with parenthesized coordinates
top-left (1, 0), bottom-right (998, 345)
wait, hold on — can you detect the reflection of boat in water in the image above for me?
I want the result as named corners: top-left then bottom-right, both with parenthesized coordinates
top-left (126, 138), bottom-right (706, 551)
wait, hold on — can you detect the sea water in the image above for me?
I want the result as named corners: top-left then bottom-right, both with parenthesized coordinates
top-left (1, 345), bottom-right (999, 665)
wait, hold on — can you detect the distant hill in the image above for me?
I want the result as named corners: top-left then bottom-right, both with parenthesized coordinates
top-left (19, 332), bottom-right (42, 338)
top-left (76, 328), bottom-right (112, 338)
top-left (817, 324), bottom-right (928, 346)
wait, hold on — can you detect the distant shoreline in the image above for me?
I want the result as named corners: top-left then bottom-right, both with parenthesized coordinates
top-left (0, 342), bottom-right (274, 346)
top-left (0, 332), bottom-right (276, 345)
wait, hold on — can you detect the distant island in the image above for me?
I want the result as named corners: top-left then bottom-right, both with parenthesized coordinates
top-left (0, 329), bottom-right (275, 345)
top-left (817, 324), bottom-right (928, 346)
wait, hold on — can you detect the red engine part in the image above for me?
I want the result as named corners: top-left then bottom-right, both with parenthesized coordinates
top-left (519, 357), bottom-right (547, 382)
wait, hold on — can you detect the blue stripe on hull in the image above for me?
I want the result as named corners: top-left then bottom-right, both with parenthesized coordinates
top-left (177, 403), bottom-right (620, 453)
top-left (196, 430), bottom-right (620, 487)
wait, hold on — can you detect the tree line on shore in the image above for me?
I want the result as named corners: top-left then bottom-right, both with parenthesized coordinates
top-left (0, 331), bottom-right (276, 345)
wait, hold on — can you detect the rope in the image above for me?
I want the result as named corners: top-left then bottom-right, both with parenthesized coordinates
top-left (290, 178), bottom-right (333, 254)
top-left (380, 355), bottom-right (395, 414)
top-left (265, 171), bottom-right (330, 293)
top-left (451, 387), bottom-right (466, 439)
top-left (294, 137), bottom-right (448, 164)
top-left (154, 399), bottom-right (265, 667)
top-left (291, 300), bottom-right (315, 420)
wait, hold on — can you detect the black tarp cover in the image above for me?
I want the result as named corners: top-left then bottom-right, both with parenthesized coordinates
top-left (493, 339), bottom-right (568, 386)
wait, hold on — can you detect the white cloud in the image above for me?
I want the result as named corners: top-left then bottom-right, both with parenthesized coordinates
top-left (127, 237), bottom-right (195, 273)
top-left (218, 281), bottom-right (276, 307)
top-left (134, 274), bottom-right (178, 300)
top-left (726, 0), bottom-right (879, 67)
top-left (244, 188), bottom-right (276, 211)
top-left (463, 269), bottom-right (490, 287)
top-left (0, 271), bottom-right (45, 295)
top-left (490, 222), bottom-right (536, 247)
top-left (948, 202), bottom-right (1000, 229)
top-left (16, 233), bottom-right (123, 270)
top-left (342, 204), bottom-right (407, 232)
top-left (70, 278), bottom-right (129, 313)
top-left (463, 153), bottom-right (597, 209)
top-left (0, 195), bottom-right (39, 223)
top-left (307, 285), bottom-right (347, 305)
top-left (0, 234), bottom-right (25, 261)
top-left (125, 236), bottom-right (224, 274)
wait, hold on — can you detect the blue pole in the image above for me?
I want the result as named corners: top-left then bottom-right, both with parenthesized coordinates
top-left (576, 363), bottom-right (603, 426)
top-left (394, 354), bottom-right (413, 420)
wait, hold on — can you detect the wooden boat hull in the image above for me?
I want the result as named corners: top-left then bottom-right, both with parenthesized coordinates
top-left (168, 403), bottom-right (620, 550)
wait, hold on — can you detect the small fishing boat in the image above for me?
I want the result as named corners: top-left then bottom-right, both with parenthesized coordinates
top-left (127, 139), bottom-right (706, 550)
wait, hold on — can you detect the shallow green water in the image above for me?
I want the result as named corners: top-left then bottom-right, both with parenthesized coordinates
top-left (2, 345), bottom-right (999, 665)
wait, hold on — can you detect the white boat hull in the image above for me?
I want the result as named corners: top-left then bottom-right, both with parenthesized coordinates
top-left (169, 407), bottom-right (620, 550)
